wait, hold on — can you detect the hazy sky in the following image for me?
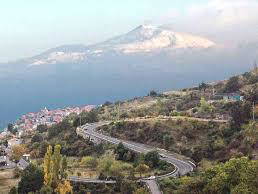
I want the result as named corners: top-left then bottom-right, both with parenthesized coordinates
top-left (1, 0), bottom-right (258, 62)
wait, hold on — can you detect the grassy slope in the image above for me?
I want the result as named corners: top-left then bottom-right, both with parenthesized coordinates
top-left (97, 69), bottom-right (258, 163)
top-left (0, 169), bottom-right (19, 194)
top-left (100, 119), bottom-right (229, 162)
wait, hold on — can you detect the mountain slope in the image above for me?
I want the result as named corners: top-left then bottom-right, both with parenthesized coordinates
top-left (26, 25), bottom-right (216, 65)
top-left (100, 25), bottom-right (215, 53)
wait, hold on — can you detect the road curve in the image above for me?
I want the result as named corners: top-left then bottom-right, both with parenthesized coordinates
top-left (79, 121), bottom-right (194, 177)
top-left (77, 121), bottom-right (195, 194)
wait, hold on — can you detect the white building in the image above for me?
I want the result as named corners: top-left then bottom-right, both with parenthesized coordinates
top-left (8, 138), bottom-right (22, 148)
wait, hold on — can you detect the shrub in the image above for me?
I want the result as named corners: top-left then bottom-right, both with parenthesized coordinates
top-left (223, 76), bottom-right (241, 93)
top-left (144, 151), bottom-right (160, 168)
top-left (18, 164), bottom-right (44, 193)
top-left (80, 156), bottom-right (98, 169)
top-left (31, 133), bottom-right (43, 143)
top-left (149, 90), bottom-right (158, 97)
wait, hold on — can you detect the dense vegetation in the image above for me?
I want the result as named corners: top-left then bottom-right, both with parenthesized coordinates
top-left (95, 69), bottom-right (258, 193)
top-left (159, 157), bottom-right (258, 194)
top-left (28, 110), bottom-right (104, 159)
top-left (100, 120), bottom-right (230, 162)
top-left (19, 114), bottom-right (172, 193)
top-left (11, 145), bottom-right (72, 194)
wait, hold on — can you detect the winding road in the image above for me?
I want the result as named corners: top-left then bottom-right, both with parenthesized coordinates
top-left (75, 121), bottom-right (195, 194)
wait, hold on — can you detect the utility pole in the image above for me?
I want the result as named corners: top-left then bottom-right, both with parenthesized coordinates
top-left (253, 101), bottom-right (255, 121)
top-left (251, 87), bottom-right (256, 121)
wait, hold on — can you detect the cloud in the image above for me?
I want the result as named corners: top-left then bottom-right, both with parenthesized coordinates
top-left (160, 0), bottom-right (258, 44)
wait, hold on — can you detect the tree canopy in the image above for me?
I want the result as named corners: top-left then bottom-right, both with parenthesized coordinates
top-left (160, 157), bottom-right (258, 194)
top-left (43, 145), bottom-right (71, 193)
top-left (223, 76), bottom-right (241, 93)
top-left (18, 164), bottom-right (44, 194)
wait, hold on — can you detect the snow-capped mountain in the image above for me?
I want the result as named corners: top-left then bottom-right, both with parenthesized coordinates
top-left (27, 44), bottom-right (88, 66)
top-left (28, 25), bottom-right (216, 65)
top-left (96, 25), bottom-right (215, 53)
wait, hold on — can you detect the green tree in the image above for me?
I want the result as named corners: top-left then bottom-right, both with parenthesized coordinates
top-left (31, 133), bottom-right (43, 143)
top-left (39, 185), bottom-right (53, 194)
top-left (7, 123), bottom-right (14, 133)
top-left (160, 157), bottom-right (258, 194)
top-left (52, 145), bottom-right (62, 188)
top-left (43, 145), bottom-right (53, 187)
top-left (97, 153), bottom-right (116, 177)
top-left (163, 135), bottom-right (173, 149)
top-left (120, 179), bottom-right (137, 194)
top-left (223, 76), bottom-right (241, 93)
top-left (74, 110), bottom-right (99, 127)
top-left (47, 119), bottom-right (73, 139)
top-left (115, 142), bottom-right (128, 160)
top-left (199, 97), bottom-right (213, 113)
top-left (144, 151), bottom-right (160, 168)
top-left (133, 187), bottom-right (149, 194)
top-left (18, 164), bottom-right (44, 194)
top-left (43, 145), bottom-right (72, 192)
top-left (245, 85), bottom-right (258, 104)
top-left (37, 124), bottom-right (48, 133)
top-left (199, 82), bottom-right (209, 92)
top-left (135, 164), bottom-right (150, 177)
top-left (109, 162), bottom-right (124, 178)
top-left (39, 141), bottom-right (49, 157)
top-left (97, 152), bottom-right (133, 178)
top-left (230, 101), bottom-right (252, 129)
top-left (243, 122), bottom-right (258, 147)
top-left (203, 157), bottom-right (258, 194)
top-left (80, 156), bottom-right (98, 169)
top-left (114, 142), bottom-right (135, 162)
top-left (60, 156), bottom-right (68, 179)
top-left (149, 90), bottom-right (158, 97)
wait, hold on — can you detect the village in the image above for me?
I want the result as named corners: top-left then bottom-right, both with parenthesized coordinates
top-left (0, 105), bottom-right (95, 173)
top-left (0, 105), bottom-right (94, 139)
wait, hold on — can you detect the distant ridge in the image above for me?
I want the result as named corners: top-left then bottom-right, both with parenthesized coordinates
top-left (17, 25), bottom-right (216, 66)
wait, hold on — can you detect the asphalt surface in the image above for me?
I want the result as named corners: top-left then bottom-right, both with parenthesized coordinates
top-left (68, 176), bottom-right (116, 184)
top-left (143, 180), bottom-right (162, 194)
top-left (80, 122), bottom-right (194, 176)
top-left (75, 121), bottom-right (195, 194)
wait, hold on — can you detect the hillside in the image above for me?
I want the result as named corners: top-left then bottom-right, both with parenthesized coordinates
top-left (2, 68), bottom-right (257, 194)
top-left (93, 69), bottom-right (258, 193)
top-left (97, 68), bottom-right (257, 120)
top-left (95, 68), bottom-right (258, 162)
